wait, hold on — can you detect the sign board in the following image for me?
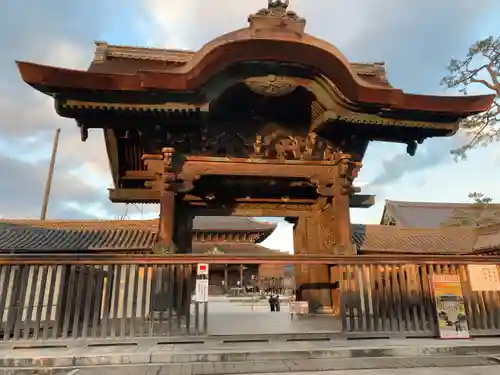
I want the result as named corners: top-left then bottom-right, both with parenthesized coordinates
top-left (432, 274), bottom-right (469, 339)
top-left (290, 301), bottom-right (309, 316)
top-left (197, 263), bottom-right (209, 276)
top-left (468, 265), bottom-right (500, 291)
top-left (195, 279), bottom-right (209, 303)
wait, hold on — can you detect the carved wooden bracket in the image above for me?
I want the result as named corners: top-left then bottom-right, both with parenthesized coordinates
top-left (77, 122), bottom-right (89, 142)
top-left (244, 75), bottom-right (298, 97)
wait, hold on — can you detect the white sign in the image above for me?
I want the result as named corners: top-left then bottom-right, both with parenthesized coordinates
top-left (197, 263), bottom-right (209, 276)
top-left (468, 265), bottom-right (500, 291)
top-left (195, 279), bottom-right (209, 302)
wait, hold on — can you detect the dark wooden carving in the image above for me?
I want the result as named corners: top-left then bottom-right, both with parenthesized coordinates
top-left (151, 122), bottom-right (338, 161)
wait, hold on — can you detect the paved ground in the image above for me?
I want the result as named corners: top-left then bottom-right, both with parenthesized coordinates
top-left (205, 297), bottom-right (341, 335)
top-left (244, 365), bottom-right (500, 375)
top-left (7, 361), bottom-right (499, 374)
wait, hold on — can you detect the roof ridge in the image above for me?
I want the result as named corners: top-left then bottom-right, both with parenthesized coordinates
top-left (93, 41), bottom-right (389, 79)
top-left (96, 41), bottom-right (193, 54)
top-left (354, 224), bottom-right (475, 234)
top-left (385, 199), bottom-right (500, 208)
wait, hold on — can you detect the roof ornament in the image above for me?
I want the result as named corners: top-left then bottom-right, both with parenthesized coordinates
top-left (268, 0), bottom-right (290, 14)
top-left (248, 0), bottom-right (306, 31)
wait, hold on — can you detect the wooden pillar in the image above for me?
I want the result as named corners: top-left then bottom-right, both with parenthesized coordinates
top-left (291, 217), bottom-right (308, 301)
top-left (239, 264), bottom-right (244, 287)
top-left (333, 188), bottom-right (354, 255)
top-left (294, 214), bottom-right (332, 313)
top-left (224, 265), bottom-right (228, 293)
top-left (330, 266), bottom-right (341, 316)
top-left (333, 156), bottom-right (360, 255)
top-left (156, 147), bottom-right (178, 251)
top-left (157, 191), bottom-right (175, 247)
top-left (173, 201), bottom-right (193, 254)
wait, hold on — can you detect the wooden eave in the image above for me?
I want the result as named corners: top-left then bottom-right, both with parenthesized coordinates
top-left (56, 99), bottom-right (207, 120)
top-left (16, 55), bottom-right (494, 117)
top-left (59, 99), bottom-right (206, 113)
top-left (329, 113), bottom-right (457, 131)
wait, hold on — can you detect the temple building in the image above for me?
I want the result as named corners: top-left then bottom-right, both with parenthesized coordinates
top-left (2, 200), bottom-right (500, 257)
top-left (10, 0), bottom-right (496, 313)
top-left (0, 216), bottom-right (283, 291)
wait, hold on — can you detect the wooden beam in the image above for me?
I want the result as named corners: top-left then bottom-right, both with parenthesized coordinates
top-left (108, 188), bottom-right (375, 208)
top-left (2, 253), bottom-right (500, 266)
top-left (179, 159), bottom-right (338, 182)
top-left (349, 194), bottom-right (375, 208)
top-left (189, 204), bottom-right (312, 218)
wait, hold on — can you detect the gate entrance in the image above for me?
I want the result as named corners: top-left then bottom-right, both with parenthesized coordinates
top-left (14, 0), bottom-right (493, 339)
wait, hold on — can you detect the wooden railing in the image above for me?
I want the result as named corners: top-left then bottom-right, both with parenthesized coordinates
top-left (0, 259), bottom-right (197, 341)
top-left (0, 254), bottom-right (499, 342)
top-left (338, 259), bottom-right (500, 338)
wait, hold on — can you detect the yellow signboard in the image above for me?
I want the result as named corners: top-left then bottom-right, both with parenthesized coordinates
top-left (432, 274), bottom-right (469, 339)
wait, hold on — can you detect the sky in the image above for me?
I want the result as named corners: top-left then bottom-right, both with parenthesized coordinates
top-left (0, 0), bottom-right (499, 253)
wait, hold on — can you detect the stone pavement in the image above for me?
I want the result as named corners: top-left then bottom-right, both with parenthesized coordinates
top-left (204, 299), bottom-right (341, 335)
top-left (240, 365), bottom-right (500, 375)
top-left (4, 359), bottom-right (499, 375)
top-left (2, 338), bottom-right (500, 373)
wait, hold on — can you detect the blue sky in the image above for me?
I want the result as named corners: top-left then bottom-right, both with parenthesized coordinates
top-left (0, 0), bottom-right (499, 253)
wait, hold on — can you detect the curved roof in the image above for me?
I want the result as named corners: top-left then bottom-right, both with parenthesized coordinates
top-left (381, 200), bottom-right (500, 228)
top-left (15, 2), bottom-right (494, 115)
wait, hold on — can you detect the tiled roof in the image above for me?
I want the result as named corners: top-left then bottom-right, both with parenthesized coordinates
top-left (0, 218), bottom-right (486, 255)
top-left (474, 223), bottom-right (500, 251)
top-left (381, 200), bottom-right (500, 228)
top-left (0, 218), bottom-right (276, 252)
top-left (0, 217), bottom-right (276, 232)
top-left (351, 224), bottom-right (477, 254)
top-left (0, 225), bottom-right (156, 252)
top-left (192, 243), bottom-right (284, 255)
top-left (92, 43), bottom-right (391, 87)
top-left (193, 217), bottom-right (276, 231)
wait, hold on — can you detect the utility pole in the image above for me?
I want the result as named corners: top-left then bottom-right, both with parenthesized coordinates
top-left (40, 128), bottom-right (61, 220)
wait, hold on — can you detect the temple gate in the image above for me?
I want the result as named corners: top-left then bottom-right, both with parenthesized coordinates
top-left (15, 0), bottom-right (493, 316)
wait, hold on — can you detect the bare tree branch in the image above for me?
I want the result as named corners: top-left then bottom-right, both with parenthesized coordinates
top-left (441, 36), bottom-right (500, 161)
top-left (487, 61), bottom-right (500, 87)
top-left (470, 78), bottom-right (497, 91)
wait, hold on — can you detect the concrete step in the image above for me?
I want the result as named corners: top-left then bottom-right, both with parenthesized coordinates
top-left (1, 355), bottom-right (499, 375)
top-left (3, 339), bottom-right (500, 369)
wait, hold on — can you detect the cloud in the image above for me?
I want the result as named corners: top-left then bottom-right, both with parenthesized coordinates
top-left (0, 152), bottom-right (106, 219)
top-left (0, 0), bottom-right (151, 219)
top-left (367, 136), bottom-right (461, 188)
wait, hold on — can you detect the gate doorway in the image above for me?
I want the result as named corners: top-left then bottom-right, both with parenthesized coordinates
top-left (198, 262), bottom-right (342, 336)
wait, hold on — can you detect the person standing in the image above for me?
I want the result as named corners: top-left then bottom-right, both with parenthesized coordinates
top-left (269, 295), bottom-right (276, 312)
top-left (275, 295), bottom-right (281, 312)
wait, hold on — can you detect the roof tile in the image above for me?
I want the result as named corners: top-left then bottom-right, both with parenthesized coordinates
top-left (382, 200), bottom-right (500, 228)
top-left (352, 224), bottom-right (477, 254)
top-left (0, 219), bottom-right (482, 255)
